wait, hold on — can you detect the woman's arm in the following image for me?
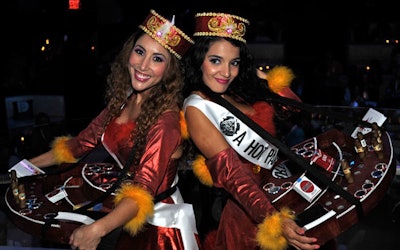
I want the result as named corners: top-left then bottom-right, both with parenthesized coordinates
top-left (29, 151), bottom-right (57, 168)
top-left (185, 105), bottom-right (230, 158)
top-left (29, 108), bottom-right (110, 168)
top-left (69, 197), bottom-right (139, 250)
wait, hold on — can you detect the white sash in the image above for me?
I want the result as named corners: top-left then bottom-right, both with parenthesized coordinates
top-left (183, 94), bottom-right (279, 169)
top-left (147, 175), bottom-right (199, 250)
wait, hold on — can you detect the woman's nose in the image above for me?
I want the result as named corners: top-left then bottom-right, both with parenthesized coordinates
top-left (221, 65), bottom-right (231, 78)
top-left (140, 56), bottom-right (151, 70)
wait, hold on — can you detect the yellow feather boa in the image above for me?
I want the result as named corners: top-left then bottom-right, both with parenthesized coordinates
top-left (51, 136), bottom-right (78, 165)
top-left (192, 154), bottom-right (213, 186)
top-left (179, 110), bottom-right (189, 140)
top-left (256, 207), bottom-right (295, 250)
top-left (113, 184), bottom-right (154, 236)
top-left (265, 66), bottom-right (295, 94)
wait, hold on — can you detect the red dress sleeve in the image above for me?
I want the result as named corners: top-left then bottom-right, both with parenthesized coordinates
top-left (66, 108), bottom-right (110, 159)
top-left (206, 147), bottom-right (276, 223)
top-left (132, 111), bottom-right (182, 197)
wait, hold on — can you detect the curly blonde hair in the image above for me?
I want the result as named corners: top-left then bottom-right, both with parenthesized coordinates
top-left (103, 30), bottom-right (184, 164)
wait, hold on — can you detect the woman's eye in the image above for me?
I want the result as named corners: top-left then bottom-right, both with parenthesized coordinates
top-left (134, 48), bottom-right (144, 55)
top-left (209, 58), bottom-right (220, 64)
top-left (153, 56), bottom-right (165, 63)
top-left (232, 60), bottom-right (240, 66)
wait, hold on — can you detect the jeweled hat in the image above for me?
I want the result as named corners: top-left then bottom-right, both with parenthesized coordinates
top-left (193, 12), bottom-right (250, 43)
top-left (139, 9), bottom-right (194, 59)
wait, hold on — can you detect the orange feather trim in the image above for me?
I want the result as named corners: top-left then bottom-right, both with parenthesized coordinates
top-left (192, 154), bottom-right (213, 187)
top-left (51, 136), bottom-right (78, 165)
top-left (179, 110), bottom-right (189, 140)
top-left (113, 184), bottom-right (154, 236)
top-left (256, 207), bottom-right (295, 250)
top-left (265, 66), bottom-right (295, 94)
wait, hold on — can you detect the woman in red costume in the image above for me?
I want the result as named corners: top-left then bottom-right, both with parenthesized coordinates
top-left (29, 9), bottom-right (201, 250)
top-left (182, 11), bottom-right (320, 250)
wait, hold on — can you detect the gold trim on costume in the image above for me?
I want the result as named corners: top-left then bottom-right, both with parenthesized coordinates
top-left (139, 9), bottom-right (194, 59)
top-left (194, 12), bottom-right (250, 43)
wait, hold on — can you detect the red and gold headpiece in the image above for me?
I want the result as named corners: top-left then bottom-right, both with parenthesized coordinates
top-left (193, 12), bottom-right (250, 43)
top-left (139, 9), bottom-right (194, 59)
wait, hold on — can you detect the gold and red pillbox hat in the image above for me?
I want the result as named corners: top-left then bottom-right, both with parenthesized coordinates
top-left (193, 12), bottom-right (250, 43)
top-left (139, 9), bottom-right (194, 59)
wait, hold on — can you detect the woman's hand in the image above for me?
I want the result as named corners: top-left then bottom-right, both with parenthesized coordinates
top-left (281, 217), bottom-right (320, 250)
top-left (256, 68), bottom-right (267, 80)
top-left (69, 197), bottom-right (138, 250)
top-left (69, 223), bottom-right (104, 250)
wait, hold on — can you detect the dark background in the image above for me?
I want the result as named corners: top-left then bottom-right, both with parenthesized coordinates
top-left (2, 0), bottom-right (400, 126)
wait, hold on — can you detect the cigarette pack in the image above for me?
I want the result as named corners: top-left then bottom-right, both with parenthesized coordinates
top-left (293, 175), bottom-right (322, 202)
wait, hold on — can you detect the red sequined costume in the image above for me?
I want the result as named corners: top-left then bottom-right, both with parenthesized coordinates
top-left (51, 103), bottom-right (201, 249)
top-left (184, 94), bottom-right (294, 250)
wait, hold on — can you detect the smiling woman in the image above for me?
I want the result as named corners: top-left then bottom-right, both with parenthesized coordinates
top-left (181, 11), bottom-right (324, 250)
top-left (4, 8), bottom-right (200, 250)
